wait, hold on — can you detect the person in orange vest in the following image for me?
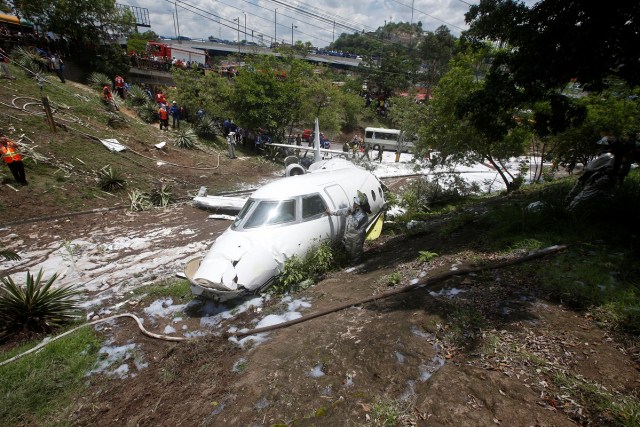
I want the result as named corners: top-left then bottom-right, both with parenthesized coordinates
top-left (0, 132), bottom-right (28, 185)
top-left (158, 105), bottom-right (169, 130)
top-left (114, 75), bottom-right (125, 98)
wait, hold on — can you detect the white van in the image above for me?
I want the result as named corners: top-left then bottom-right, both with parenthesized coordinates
top-left (364, 127), bottom-right (414, 153)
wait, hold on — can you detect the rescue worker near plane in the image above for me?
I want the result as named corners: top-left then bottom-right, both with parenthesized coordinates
top-left (326, 191), bottom-right (371, 263)
top-left (0, 132), bottom-right (28, 185)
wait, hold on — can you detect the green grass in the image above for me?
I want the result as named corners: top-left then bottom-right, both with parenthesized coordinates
top-left (131, 279), bottom-right (192, 303)
top-left (552, 371), bottom-right (640, 427)
top-left (0, 327), bottom-right (101, 427)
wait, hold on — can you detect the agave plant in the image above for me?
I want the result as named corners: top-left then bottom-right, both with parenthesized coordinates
top-left (126, 85), bottom-right (149, 107)
top-left (173, 127), bottom-right (198, 149)
top-left (0, 249), bottom-right (20, 261)
top-left (148, 183), bottom-right (175, 207)
top-left (194, 115), bottom-right (219, 138)
top-left (97, 166), bottom-right (126, 192)
top-left (128, 188), bottom-right (153, 211)
top-left (135, 100), bottom-right (159, 123)
top-left (88, 72), bottom-right (112, 90)
top-left (11, 46), bottom-right (49, 77)
top-left (0, 269), bottom-right (81, 333)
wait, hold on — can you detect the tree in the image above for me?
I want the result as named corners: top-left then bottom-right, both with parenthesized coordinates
top-left (420, 50), bottom-right (530, 191)
top-left (417, 25), bottom-right (457, 87)
top-left (14, 0), bottom-right (136, 71)
top-left (465, 0), bottom-right (640, 94)
top-left (170, 67), bottom-right (233, 123)
top-left (127, 30), bottom-right (157, 54)
top-left (228, 55), bottom-right (314, 142)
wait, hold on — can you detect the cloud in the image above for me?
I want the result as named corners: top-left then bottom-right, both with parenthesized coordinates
top-left (124, 0), bottom-right (536, 47)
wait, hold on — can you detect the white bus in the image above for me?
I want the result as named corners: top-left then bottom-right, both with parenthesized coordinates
top-left (363, 127), bottom-right (415, 153)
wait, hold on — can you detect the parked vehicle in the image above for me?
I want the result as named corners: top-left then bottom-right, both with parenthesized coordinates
top-left (364, 127), bottom-right (415, 153)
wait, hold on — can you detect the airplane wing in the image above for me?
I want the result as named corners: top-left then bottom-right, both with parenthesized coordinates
top-left (266, 143), bottom-right (348, 156)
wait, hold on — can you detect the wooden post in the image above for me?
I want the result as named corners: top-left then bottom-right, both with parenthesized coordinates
top-left (41, 96), bottom-right (56, 133)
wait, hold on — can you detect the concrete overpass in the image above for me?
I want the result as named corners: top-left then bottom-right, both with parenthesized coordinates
top-left (162, 39), bottom-right (363, 69)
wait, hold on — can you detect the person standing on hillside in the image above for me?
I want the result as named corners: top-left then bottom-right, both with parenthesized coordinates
top-left (227, 131), bottom-right (237, 159)
top-left (325, 191), bottom-right (371, 263)
top-left (169, 101), bottom-right (181, 129)
top-left (0, 132), bottom-right (28, 186)
top-left (158, 105), bottom-right (169, 130)
top-left (114, 75), bottom-right (125, 98)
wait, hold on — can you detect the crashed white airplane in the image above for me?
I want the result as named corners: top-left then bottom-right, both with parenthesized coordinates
top-left (185, 119), bottom-right (386, 300)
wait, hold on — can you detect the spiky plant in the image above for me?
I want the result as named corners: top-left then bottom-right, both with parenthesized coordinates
top-left (11, 46), bottom-right (49, 77)
top-left (0, 269), bottom-right (81, 333)
top-left (126, 85), bottom-right (149, 107)
top-left (173, 127), bottom-right (198, 149)
top-left (88, 72), bottom-right (112, 90)
top-left (106, 112), bottom-right (126, 128)
top-left (97, 166), bottom-right (126, 192)
top-left (128, 188), bottom-right (153, 211)
top-left (135, 100), bottom-right (159, 123)
top-left (148, 184), bottom-right (175, 207)
top-left (0, 249), bottom-right (20, 261)
top-left (194, 116), bottom-right (219, 138)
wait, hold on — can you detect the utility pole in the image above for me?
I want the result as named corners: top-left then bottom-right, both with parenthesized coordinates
top-left (174, 1), bottom-right (181, 43)
top-left (274, 9), bottom-right (277, 45)
top-left (244, 13), bottom-right (247, 43)
top-left (409, 0), bottom-right (415, 48)
top-left (333, 21), bottom-right (335, 43)
top-left (234, 17), bottom-right (240, 52)
top-left (291, 23), bottom-right (297, 46)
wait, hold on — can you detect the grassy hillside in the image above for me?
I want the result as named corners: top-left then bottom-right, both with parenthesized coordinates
top-left (0, 64), bottom-right (279, 220)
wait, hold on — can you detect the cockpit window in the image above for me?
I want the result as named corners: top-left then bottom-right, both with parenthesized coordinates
top-left (243, 199), bottom-right (296, 228)
top-left (232, 199), bottom-right (256, 229)
top-left (302, 194), bottom-right (326, 219)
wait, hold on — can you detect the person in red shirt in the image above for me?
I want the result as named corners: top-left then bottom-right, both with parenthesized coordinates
top-left (0, 132), bottom-right (27, 185)
top-left (158, 105), bottom-right (169, 130)
top-left (155, 90), bottom-right (166, 106)
top-left (114, 75), bottom-right (125, 98)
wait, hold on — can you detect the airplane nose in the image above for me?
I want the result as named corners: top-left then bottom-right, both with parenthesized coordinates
top-left (192, 233), bottom-right (279, 292)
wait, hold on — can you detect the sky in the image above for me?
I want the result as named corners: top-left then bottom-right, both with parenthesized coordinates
top-left (122, 0), bottom-right (487, 48)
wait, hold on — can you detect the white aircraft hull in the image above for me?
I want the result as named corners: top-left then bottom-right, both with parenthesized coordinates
top-left (185, 159), bottom-right (386, 299)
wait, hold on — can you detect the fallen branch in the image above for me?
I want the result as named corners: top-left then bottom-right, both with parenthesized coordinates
top-left (230, 245), bottom-right (567, 338)
top-left (0, 313), bottom-right (190, 367)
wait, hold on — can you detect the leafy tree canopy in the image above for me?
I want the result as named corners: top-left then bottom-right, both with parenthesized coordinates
top-left (13, 0), bottom-right (136, 49)
top-left (465, 0), bottom-right (640, 94)
top-left (127, 30), bottom-right (158, 54)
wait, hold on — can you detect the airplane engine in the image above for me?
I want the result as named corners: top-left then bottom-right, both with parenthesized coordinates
top-left (285, 163), bottom-right (306, 177)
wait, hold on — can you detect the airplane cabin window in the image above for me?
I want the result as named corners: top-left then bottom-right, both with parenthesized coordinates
top-left (244, 200), bottom-right (296, 228)
top-left (302, 194), bottom-right (326, 219)
top-left (371, 190), bottom-right (376, 201)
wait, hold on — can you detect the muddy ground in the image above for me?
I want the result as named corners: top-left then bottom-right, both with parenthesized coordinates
top-left (2, 195), bottom-right (639, 426)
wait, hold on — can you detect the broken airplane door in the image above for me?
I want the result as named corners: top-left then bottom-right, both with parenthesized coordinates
top-left (186, 159), bottom-right (386, 300)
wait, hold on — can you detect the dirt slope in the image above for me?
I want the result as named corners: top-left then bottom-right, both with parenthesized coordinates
top-left (4, 204), bottom-right (634, 427)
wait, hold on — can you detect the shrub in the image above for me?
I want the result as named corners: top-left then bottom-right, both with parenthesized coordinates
top-left (97, 166), bottom-right (126, 192)
top-left (87, 72), bottom-right (111, 90)
top-left (193, 115), bottom-right (219, 138)
top-left (136, 100), bottom-right (159, 123)
top-left (173, 127), bottom-right (198, 149)
top-left (0, 269), bottom-right (81, 334)
top-left (126, 85), bottom-right (149, 107)
top-left (11, 46), bottom-right (49, 77)
top-left (271, 242), bottom-right (342, 295)
top-left (128, 188), bottom-right (153, 211)
top-left (148, 183), bottom-right (175, 207)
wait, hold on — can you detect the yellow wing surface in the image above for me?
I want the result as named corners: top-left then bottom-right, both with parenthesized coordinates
top-left (366, 212), bottom-right (385, 241)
